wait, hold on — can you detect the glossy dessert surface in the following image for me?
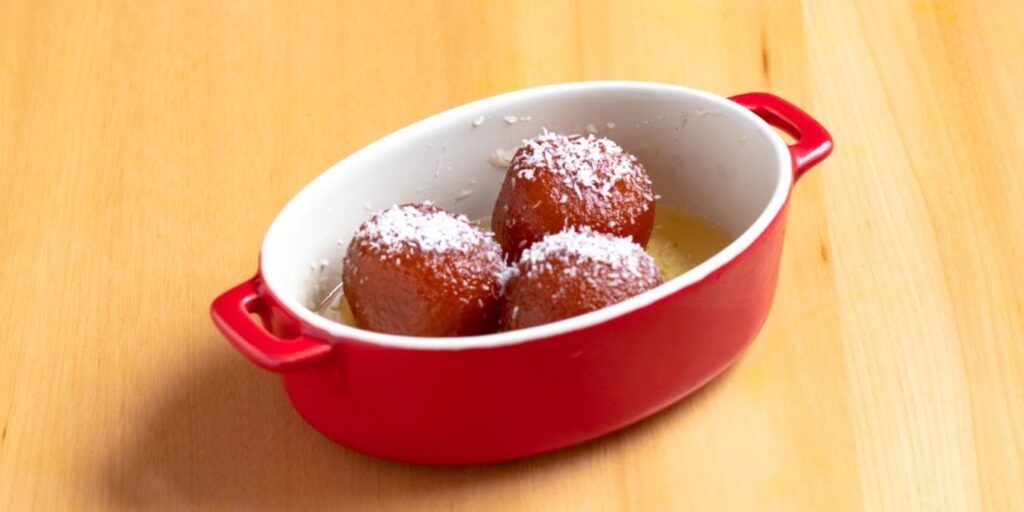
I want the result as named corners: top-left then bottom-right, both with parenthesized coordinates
top-left (492, 132), bottom-right (655, 260)
top-left (341, 203), bottom-right (507, 336)
top-left (325, 204), bottom-right (732, 329)
top-left (498, 227), bottom-right (662, 331)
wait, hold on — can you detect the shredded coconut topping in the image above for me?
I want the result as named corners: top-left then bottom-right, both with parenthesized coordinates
top-left (517, 227), bottom-right (658, 284)
top-left (347, 204), bottom-right (513, 298)
top-left (512, 132), bottom-right (650, 200)
top-left (355, 204), bottom-right (488, 255)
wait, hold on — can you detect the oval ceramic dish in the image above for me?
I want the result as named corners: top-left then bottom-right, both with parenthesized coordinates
top-left (211, 81), bottom-right (833, 465)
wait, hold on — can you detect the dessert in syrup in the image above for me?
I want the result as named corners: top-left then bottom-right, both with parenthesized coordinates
top-left (492, 132), bottom-right (655, 261)
top-left (329, 130), bottom-right (728, 337)
top-left (499, 227), bottom-right (662, 331)
top-left (342, 203), bottom-right (508, 336)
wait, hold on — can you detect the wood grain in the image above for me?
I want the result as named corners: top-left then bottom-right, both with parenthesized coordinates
top-left (1, 0), bottom-right (1021, 509)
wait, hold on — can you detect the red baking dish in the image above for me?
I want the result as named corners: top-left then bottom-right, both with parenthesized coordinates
top-left (211, 82), bottom-right (833, 465)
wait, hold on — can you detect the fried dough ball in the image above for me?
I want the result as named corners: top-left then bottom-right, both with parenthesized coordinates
top-left (499, 227), bottom-right (662, 331)
top-left (492, 132), bottom-right (655, 260)
top-left (343, 203), bottom-right (510, 336)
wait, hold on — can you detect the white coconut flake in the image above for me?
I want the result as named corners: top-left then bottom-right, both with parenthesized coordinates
top-left (356, 205), bottom-right (486, 255)
top-left (517, 227), bottom-right (658, 286)
top-left (349, 205), bottom-right (514, 298)
top-left (472, 115), bottom-right (485, 127)
top-left (606, 122), bottom-right (616, 129)
top-left (511, 132), bottom-right (651, 205)
top-left (489, 147), bottom-right (517, 168)
top-left (504, 115), bottom-right (519, 124)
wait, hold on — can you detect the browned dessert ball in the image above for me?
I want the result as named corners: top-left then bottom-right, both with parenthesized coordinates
top-left (492, 132), bottom-right (655, 260)
top-left (343, 203), bottom-right (510, 337)
top-left (499, 227), bottom-right (663, 331)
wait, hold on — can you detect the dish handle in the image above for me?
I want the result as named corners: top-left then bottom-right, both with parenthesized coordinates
top-left (729, 92), bottom-right (834, 181)
top-left (211, 275), bottom-right (333, 372)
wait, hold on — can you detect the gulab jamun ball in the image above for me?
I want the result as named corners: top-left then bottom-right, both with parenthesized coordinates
top-left (342, 203), bottom-right (510, 337)
top-left (492, 132), bottom-right (655, 260)
top-left (499, 227), bottom-right (663, 331)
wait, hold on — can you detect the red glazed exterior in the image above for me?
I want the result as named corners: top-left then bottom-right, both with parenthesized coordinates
top-left (211, 91), bottom-right (832, 465)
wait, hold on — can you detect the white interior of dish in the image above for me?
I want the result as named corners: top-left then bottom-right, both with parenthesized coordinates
top-left (261, 82), bottom-right (791, 349)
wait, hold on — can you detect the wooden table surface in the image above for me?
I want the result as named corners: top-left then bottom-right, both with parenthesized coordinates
top-left (2, 1), bottom-right (1022, 510)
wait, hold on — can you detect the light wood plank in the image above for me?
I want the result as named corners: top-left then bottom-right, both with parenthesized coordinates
top-left (1, 0), bottom-right (1021, 509)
